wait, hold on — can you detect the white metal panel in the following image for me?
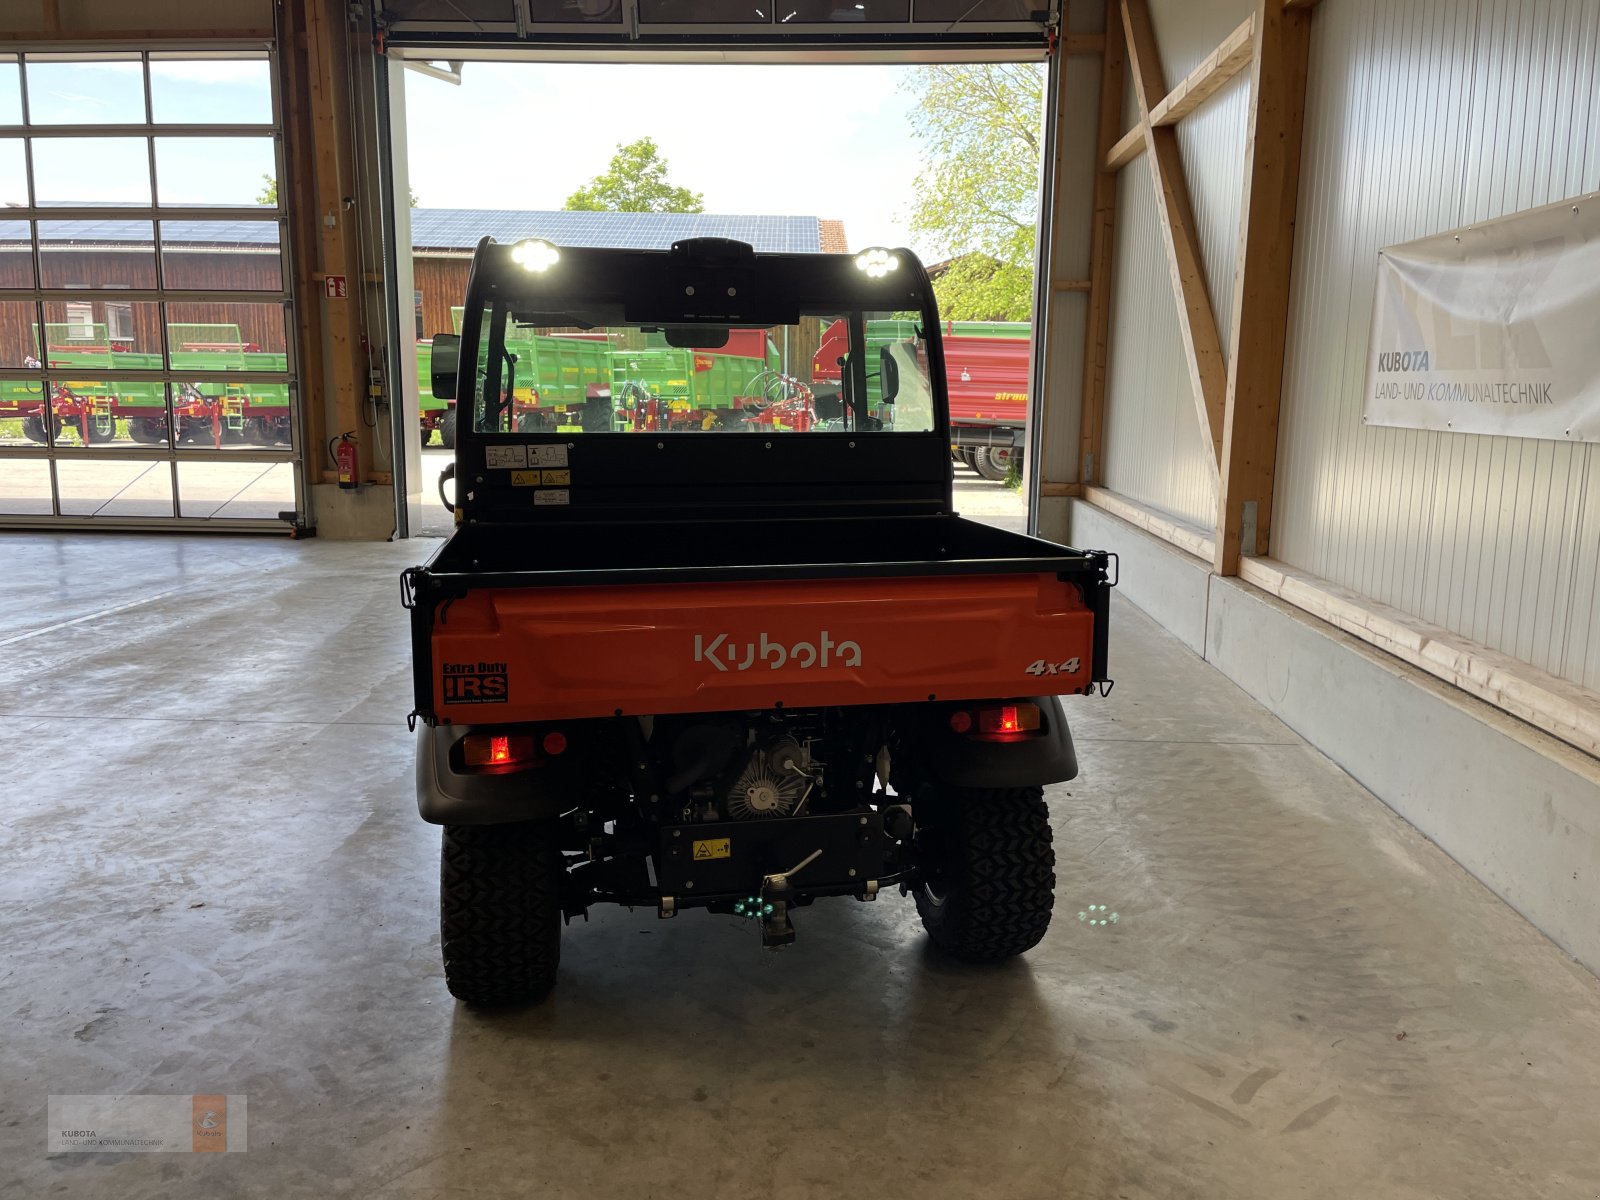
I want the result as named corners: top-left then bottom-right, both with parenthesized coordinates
top-left (1146, 0), bottom-right (1253, 82)
top-left (1275, 0), bottom-right (1600, 691)
top-left (1175, 71), bottom-right (1249, 346)
top-left (1100, 158), bottom-right (1218, 529)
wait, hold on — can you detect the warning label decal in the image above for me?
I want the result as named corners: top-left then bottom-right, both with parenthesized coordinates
top-left (692, 838), bottom-right (731, 861)
top-left (485, 445), bottom-right (527, 470)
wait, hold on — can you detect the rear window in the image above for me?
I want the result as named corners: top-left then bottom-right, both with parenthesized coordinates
top-left (465, 305), bottom-right (935, 436)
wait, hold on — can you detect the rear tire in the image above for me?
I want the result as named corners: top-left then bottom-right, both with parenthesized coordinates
top-left (972, 446), bottom-right (1012, 482)
top-left (85, 413), bottom-right (119, 443)
top-left (21, 415), bottom-right (59, 444)
top-left (439, 409), bottom-right (457, 450)
top-left (128, 416), bottom-right (169, 444)
top-left (915, 787), bottom-right (1055, 961)
top-left (440, 821), bottom-right (562, 1005)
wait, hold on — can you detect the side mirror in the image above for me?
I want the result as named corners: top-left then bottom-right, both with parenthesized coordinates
top-left (879, 345), bottom-right (900, 405)
top-left (430, 333), bottom-right (460, 401)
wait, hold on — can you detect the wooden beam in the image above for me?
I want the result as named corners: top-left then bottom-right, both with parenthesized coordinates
top-left (1214, 0), bottom-right (1313, 574)
top-left (41, 0), bottom-right (61, 33)
top-left (1064, 33), bottom-right (1108, 54)
top-left (1284, 0), bottom-right (1322, 9)
top-left (1121, 0), bottom-right (1227, 472)
top-left (1239, 556), bottom-right (1600, 761)
top-left (1105, 122), bottom-right (1147, 170)
top-left (1039, 482), bottom-right (1084, 498)
top-left (1149, 16), bottom-right (1255, 127)
top-left (280, 0), bottom-right (325, 474)
top-left (1085, 486), bottom-right (1215, 561)
top-left (1080, 0), bottom-right (1126, 487)
top-left (1051, 279), bottom-right (1093, 293)
top-left (303, 0), bottom-right (367, 480)
top-left (1102, 15), bottom-right (1260, 169)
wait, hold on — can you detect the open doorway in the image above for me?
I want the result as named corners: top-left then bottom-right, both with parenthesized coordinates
top-left (385, 57), bottom-right (1048, 537)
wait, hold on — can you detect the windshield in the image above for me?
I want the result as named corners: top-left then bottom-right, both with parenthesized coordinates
top-left (464, 305), bottom-right (935, 436)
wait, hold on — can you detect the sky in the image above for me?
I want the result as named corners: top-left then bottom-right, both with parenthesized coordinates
top-left (0, 56), bottom-right (941, 260)
top-left (402, 62), bottom-right (933, 257)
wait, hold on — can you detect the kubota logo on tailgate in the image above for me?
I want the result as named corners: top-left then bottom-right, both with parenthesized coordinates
top-left (694, 632), bottom-right (862, 673)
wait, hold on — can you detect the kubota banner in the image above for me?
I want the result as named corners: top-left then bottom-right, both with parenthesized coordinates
top-left (1363, 192), bottom-right (1600, 443)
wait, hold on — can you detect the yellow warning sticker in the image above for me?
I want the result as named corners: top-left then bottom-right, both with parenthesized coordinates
top-left (511, 470), bottom-right (542, 487)
top-left (692, 838), bottom-right (731, 861)
top-left (542, 468), bottom-right (571, 485)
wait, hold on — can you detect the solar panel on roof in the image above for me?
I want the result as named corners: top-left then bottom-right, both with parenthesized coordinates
top-left (11, 208), bottom-right (831, 254)
top-left (408, 208), bottom-right (822, 254)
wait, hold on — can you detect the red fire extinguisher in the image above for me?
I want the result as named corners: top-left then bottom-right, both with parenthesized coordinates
top-left (332, 432), bottom-right (358, 490)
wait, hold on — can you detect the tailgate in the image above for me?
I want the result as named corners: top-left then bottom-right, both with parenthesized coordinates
top-left (412, 572), bottom-right (1099, 724)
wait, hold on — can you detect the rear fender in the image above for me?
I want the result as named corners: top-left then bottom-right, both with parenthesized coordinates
top-left (898, 695), bottom-right (1078, 789)
top-left (416, 721), bottom-right (593, 825)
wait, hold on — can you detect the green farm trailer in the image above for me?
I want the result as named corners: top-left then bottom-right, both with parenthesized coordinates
top-left (417, 312), bottom-right (783, 448)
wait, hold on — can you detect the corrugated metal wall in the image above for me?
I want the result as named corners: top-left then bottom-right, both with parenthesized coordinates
top-left (1100, 0), bottom-right (1251, 530)
top-left (1274, 0), bottom-right (1600, 691)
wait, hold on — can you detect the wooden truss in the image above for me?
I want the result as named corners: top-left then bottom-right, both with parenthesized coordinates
top-left (1072, 0), bottom-right (1316, 575)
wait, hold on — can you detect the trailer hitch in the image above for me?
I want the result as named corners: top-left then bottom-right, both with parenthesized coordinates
top-left (735, 848), bottom-right (823, 949)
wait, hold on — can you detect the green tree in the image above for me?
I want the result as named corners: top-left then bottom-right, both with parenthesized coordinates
top-left (903, 64), bottom-right (1043, 321)
top-left (564, 137), bottom-right (704, 214)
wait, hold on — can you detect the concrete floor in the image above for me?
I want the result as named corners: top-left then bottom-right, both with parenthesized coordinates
top-left (3, 532), bottom-right (1599, 1199)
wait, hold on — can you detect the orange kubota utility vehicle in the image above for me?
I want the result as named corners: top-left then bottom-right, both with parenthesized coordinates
top-left (404, 236), bottom-right (1114, 1005)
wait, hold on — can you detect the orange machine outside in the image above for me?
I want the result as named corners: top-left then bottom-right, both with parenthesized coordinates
top-left (430, 572), bottom-right (1095, 724)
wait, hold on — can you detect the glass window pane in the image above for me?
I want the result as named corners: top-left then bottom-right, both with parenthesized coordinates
top-left (0, 219), bottom-right (30, 288)
top-left (0, 456), bottom-right (53, 514)
top-left (41, 381), bottom-right (125, 446)
top-left (786, 0), bottom-right (908, 16)
top-left (38, 220), bottom-right (157, 289)
top-left (119, 383), bottom-right (173, 448)
top-left (177, 379), bottom-right (292, 449)
top-left (57, 457), bottom-right (175, 518)
top-left (0, 302), bottom-right (40, 368)
top-left (0, 58), bottom-right (22, 125)
top-left (31, 136), bottom-right (151, 205)
top-left (0, 377), bottom-right (52, 447)
top-left (912, 0), bottom-right (1031, 17)
top-left (155, 137), bottom-right (275, 207)
top-left (177, 459), bottom-right (293, 519)
top-left (160, 220), bottom-right (282, 291)
top-left (24, 55), bottom-right (146, 125)
top-left (637, 0), bottom-right (769, 21)
top-left (528, 0), bottom-right (624, 22)
top-left (165, 301), bottom-right (288, 360)
top-left (41, 298), bottom-right (164, 360)
top-left (151, 55), bottom-right (272, 124)
top-left (0, 137), bottom-right (26, 206)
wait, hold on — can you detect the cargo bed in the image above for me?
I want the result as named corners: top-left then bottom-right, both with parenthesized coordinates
top-left (404, 515), bottom-right (1113, 726)
top-left (412, 513), bottom-right (1102, 590)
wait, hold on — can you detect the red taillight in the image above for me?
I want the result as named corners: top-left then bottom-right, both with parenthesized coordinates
top-left (973, 703), bottom-right (1042, 739)
top-left (542, 731), bottom-right (567, 756)
top-left (948, 710), bottom-right (973, 733)
top-left (462, 733), bottom-right (537, 768)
